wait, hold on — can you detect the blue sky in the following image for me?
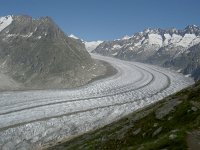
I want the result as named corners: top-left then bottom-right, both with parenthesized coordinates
top-left (0, 0), bottom-right (200, 41)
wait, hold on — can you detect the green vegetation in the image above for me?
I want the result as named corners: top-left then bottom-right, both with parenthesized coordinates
top-left (48, 81), bottom-right (200, 150)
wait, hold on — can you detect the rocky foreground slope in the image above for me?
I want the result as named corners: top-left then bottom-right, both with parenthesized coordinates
top-left (48, 80), bottom-right (200, 150)
top-left (93, 25), bottom-right (200, 80)
top-left (0, 15), bottom-right (106, 90)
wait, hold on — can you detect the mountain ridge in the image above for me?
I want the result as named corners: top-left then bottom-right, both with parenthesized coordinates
top-left (93, 25), bottom-right (200, 80)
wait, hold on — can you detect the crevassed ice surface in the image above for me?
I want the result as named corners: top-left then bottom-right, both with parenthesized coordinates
top-left (0, 54), bottom-right (194, 150)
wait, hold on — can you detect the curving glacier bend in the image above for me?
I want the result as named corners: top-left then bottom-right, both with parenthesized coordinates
top-left (0, 54), bottom-right (194, 150)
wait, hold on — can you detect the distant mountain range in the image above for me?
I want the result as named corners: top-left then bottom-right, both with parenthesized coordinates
top-left (0, 15), bottom-right (105, 90)
top-left (93, 25), bottom-right (200, 80)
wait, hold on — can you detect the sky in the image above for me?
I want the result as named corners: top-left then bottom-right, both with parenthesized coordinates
top-left (0, 0), bottom-right (200, 41)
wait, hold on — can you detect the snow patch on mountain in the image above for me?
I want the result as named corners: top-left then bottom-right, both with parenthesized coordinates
top-left (37, 36), bottom-right (42, 39)
top-left (176, 34), bottom-right (196, 47)
top-left (148, 33), bottom-right (163, 46)
top-left (69, 34), bottom-right (79, 39)
top-left (191, 36), bottom-right (200, 46)
top-left (163, 34), bottom-right (171, 45)
top-left (112, 44), bottom-right (122, 50)
top-left (0, 15), bottom-right (13, 32)
top-left (134, 37), bottom-right (145, 47)
top-left (170, 34), bottom-right (182, 44)
top-left (122, 35), bottom-right (132, 40)
top-left (5, 32), bottom-right (33, 39)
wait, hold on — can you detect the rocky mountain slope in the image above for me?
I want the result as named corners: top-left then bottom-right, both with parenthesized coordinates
top-left (93, 25), bottom-right (200, 80)
top-left (0, 15), bottom-right (106, 90)
top-left (47, 80), bottom-right (200, 150)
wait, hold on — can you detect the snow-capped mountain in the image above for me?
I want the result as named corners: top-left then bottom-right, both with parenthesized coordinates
top-left (0, 15), bottom-right (105, 90)
top-left (84, 40), bottom-right (103, 52)
top-left (93, 25), bottom-right (200, 80)
top-left (67, 34), bottom-right (103, 52)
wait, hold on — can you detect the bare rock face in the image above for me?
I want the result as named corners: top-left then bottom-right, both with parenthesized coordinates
top-left (0, 15), bottom-right (105, 90)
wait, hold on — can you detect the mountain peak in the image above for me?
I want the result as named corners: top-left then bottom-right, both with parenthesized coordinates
top-left (185, 24), bottom-right (199, 29)
top-left (122, 35), bottom-right (132, 40)
top-left (184, 24), bottom-right (200, 35)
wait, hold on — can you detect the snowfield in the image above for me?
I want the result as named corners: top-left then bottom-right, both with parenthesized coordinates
top-left (84, 41), bottom-right (103, 52)
top-left (0, 15), bottom-right (13, 32)
top-left (0, 54), bottom-right (194, 150)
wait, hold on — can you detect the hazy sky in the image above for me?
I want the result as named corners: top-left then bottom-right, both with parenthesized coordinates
top-left (1, 0), bottom-right (200, 41)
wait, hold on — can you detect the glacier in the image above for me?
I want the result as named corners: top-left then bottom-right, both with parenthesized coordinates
top-left (0, 54), bottom-right (194, 150)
